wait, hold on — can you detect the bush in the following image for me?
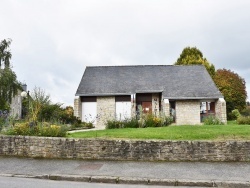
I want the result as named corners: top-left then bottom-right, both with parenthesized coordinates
top-left (240, 107), bottom-right (250, 117)
top-left (123, 118), bottom-right (139, 128)
top-left (106, 119), bottom-right (123, 129)
top-left (162, 116), bottom-right (174, 126)
top-left (237, 116), bottom-right (250, 125)
top-left (70, 121), bottom-right (94, 130)
top-left (4, 122), bottom-right (69, 137)
top-left (105, 115), bottom-right (173, 129)
top-left (203, 116), bottom-right (223, 125)
top-left (0, 117), bottom-right (5, 131)
top-left (228, 109), bottom-right (241, 120)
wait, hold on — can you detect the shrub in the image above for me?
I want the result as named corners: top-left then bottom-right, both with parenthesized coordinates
top-left (240, 107), bottom-right (250, 117)
top-left (38, 124), bottom-right (67, 137)
top-left (105, 114), bottom-right (173, 129)
top-left (162, 116), bottom-right (174, 126)
top-left (4, 122), bottom-right (69, 137)
top-left (203, 116), bottom-right (223, 125)
top-left (123, 118), bottom-right (139, 128)
top-left (70, 121), bottom-right (94, 130)
top-left (143, 114), bottom-right (156, 127)
top-left (0, 117), bottom-right (5, 131)
top-left (230, 109), bottom-right (241, 120)
top-left (237, 116), bottom-right (250, 125)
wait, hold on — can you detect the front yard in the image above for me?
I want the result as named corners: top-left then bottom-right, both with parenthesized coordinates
top-left (68, 121), bottom-right (250, 140)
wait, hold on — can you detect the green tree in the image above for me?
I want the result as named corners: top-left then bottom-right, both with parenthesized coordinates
top-left (174, 47), bottom-right (215, 77)
top-left (0, 39), bottom-right (12, 68)
top-left (213, 69), bottom-right (247, 119)
top-left (0, 39), bottom-right (21, 110)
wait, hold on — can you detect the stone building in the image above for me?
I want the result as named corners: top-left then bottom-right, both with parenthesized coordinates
top-left (74, 65), bottom-right (227, 129)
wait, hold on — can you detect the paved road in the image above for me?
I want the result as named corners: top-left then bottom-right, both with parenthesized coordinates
top-left (0, 156), bottom-right (249, 187)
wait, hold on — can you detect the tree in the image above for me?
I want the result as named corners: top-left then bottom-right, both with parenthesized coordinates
top-left (0, 39), bottom-right (12, 68)
top-left (174, 47), bottom-right (215, 77)
top-left (213, 69), bottom-right (247, 118)
top-left (0, 39), bottom-right (21, 110)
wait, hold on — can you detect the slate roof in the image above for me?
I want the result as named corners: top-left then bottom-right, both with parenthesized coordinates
top-left (75, 65), bottom-right (223, 99)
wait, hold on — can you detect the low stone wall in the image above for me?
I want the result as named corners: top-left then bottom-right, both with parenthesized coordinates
top-left (0, 135), bottom-right (249, 161)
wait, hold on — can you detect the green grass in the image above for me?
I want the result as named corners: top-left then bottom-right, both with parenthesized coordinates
top-left (68, 122), bottom-right (250, 141)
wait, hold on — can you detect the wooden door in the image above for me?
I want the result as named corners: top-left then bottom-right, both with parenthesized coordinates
top-left (142, 102), bottom-right (152, 114)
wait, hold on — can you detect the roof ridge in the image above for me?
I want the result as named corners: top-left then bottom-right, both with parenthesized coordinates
top-left (86, 65), bottom-right (205, 68)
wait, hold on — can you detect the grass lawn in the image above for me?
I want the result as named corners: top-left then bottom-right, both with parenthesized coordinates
top-left (68, 121), bottom-right (250, 141)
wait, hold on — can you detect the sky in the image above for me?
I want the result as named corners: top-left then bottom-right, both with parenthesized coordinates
top-left (1, 0), bottom-right (250, 107)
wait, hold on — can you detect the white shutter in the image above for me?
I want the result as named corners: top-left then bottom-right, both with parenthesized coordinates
top-left (82, 102), bottom-right (97, 124)
top-left (116, 102), bottom-right (131, 120)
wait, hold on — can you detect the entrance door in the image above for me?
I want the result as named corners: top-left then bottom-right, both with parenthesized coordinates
top-left (142, 102), bottom-right (152, 114)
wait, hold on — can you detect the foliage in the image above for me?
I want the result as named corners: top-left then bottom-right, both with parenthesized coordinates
top-left (28, 87), bottom-right (50, 123)
top-left (0, 39), bottom-right (12, 68)
top-left (240, 106), bottom-right (250, 117)
top-left (229, 109), bottom-right (241, 120)
top-left (203, 116), bottom-right (224, 125)
top-left (0, 117), bottom-right (5, 131)
top-left (38, 103), bottom-right (63, 122)
top-left (68, 123), bottom-right (250, 140)
top-left (237, 116), bottom-right (250, 125)
top-left (213, 69), bottom-right (247, 119)
top-left (174, 47), bottom-right (215, 77)
top-left (0, 39), bottom-right (22, 110)
top-left (105, 114), bottom-right (173, 129)
top-left (106, 118), bottom-right (141, 129)
top-left (70, 121), bottom-right (94, 130)
top-left (4, 122), bottom-right (68, 137)
top-left (106, 119), bottom-right (123, 129)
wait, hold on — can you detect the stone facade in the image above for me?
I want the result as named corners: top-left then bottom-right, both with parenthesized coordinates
top-left (152, 94), bottom-right (160, 116)
top-left (73, 97), bottom-right (82, 119)
top-left (96, 97), bottom-right (115, 129)
top-left (215, 98), bottom-right (227, 124)
top-left (74, 96), bottom-right (227, 126)
top-left (162, 99), bottom-right (170, 117)
top-left (0, 135), bottom-right (249, 162)
top-left (175, 100), bottom-right (200, 125)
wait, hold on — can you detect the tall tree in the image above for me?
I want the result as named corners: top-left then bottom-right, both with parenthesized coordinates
top-left (174, 47), bottom-right (215, 77)
top-left (213, 69), bottom-right (247, 118)
top-left (0, 39), bottom-right (12, 68)
top-left (0, 39), bottom-right (21, 110)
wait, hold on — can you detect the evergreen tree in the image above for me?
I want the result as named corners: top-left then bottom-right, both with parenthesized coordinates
top-left (174, 47), bottom-right (215, 77)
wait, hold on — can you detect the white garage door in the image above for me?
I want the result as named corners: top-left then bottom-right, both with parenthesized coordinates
top-left (116, 102), bottom-right (131, 121)
top-left (82, 102), bottom-right (97, 124)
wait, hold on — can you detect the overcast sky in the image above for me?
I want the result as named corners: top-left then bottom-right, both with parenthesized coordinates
top-left (1, 0), bottom-right (249, 106)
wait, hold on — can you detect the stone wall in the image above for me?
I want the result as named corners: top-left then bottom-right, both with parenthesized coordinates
top-left (96, 97), bottom-right (115, 129)
top-left (176, 100), bottom-right (200, 125)
top-left (0, 136), bottom-right (249, 161)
